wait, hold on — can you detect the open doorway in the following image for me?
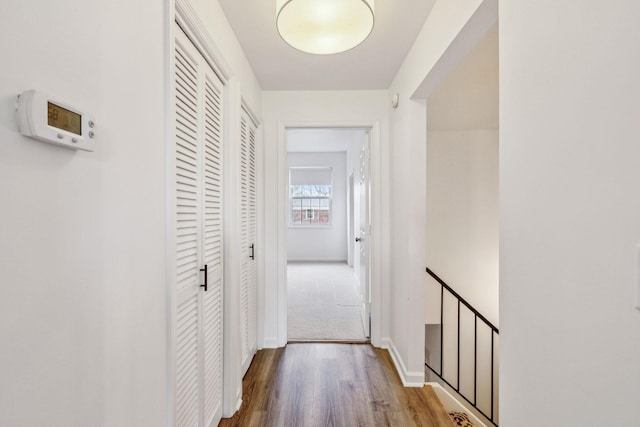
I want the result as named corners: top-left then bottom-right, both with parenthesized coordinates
top-left (286, 128), bottom-right (370, 341)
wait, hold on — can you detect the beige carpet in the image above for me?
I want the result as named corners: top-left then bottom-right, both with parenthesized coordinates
top-left (287, 262), bottom-right (367, 341)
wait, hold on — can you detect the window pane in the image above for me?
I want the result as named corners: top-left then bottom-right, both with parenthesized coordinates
top-left (289, 167), bottom-right (333, 226)
top-left (291, 185), bottom-right (302, 197)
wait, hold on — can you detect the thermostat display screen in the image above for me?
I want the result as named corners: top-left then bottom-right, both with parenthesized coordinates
top-left (48, 102), bottom-right (81, 135)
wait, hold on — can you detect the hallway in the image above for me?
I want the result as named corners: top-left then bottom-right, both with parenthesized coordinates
top-left (287, 262), bottom-right (366, 341)
top-left (219, 343), bottom-right (455, 427)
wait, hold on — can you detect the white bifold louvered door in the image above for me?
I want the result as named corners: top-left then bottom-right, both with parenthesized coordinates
top-left (239, 108), bottom-right (258, 376)
top-left (173, 24), bottom-right (224, 427)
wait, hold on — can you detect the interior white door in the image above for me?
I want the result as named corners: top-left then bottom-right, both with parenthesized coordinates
top-left (348, 173), bottom-right (355, 268)
top-left (239, 107), bottom-right (258, 375)
top-left (357, 133), bottom-right (371, 337)
top-left (173, 24), bottom-right (224, 427)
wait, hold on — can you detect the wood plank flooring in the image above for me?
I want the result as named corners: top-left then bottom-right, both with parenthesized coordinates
top-left (219, 343), bottom-right (455, 427)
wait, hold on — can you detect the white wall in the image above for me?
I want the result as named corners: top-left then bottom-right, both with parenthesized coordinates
top-left (261, 90), bottom-right (390, 348)
top-left (287, 151), bottom-right (347, 261)
top-left (500, 1), bottom-right (640, 425)
top-left (427, 23), bottom-right (498, 132)
top-left (426, 130), bottom-right (499, 325)
top-left (0, 0), bottom-right (166, 426)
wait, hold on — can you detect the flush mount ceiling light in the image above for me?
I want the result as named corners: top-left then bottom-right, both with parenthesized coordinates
top-left (276, 0), bottom-right (375, 55)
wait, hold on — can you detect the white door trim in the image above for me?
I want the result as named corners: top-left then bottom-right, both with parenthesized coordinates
top-left (275, 120), bottom-right (383, 347)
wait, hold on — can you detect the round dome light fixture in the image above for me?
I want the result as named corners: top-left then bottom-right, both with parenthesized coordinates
top-left (276, 0), bottom-right (375, 55)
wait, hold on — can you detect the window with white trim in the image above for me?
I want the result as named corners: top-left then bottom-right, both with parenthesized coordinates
top-left (289, 167), bottom-right (332, 226)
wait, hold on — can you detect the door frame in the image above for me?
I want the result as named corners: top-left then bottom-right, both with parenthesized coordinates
top-left (275, 121), bottom-right (382, 347)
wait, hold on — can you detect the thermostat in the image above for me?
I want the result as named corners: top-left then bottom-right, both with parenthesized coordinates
top-left (16, 90), bottom-right (96, 152)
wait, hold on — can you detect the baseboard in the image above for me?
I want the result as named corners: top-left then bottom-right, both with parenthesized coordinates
top-left (287, 258), bottom-right (347, 263)
top-left (386, 339), bottom-right (425, 387)
top-left (262, 336), bottom-right (281, 348)
top-left (221, 394), bottom-right (242, 419)
top-left (379, 336), bottom-right (392, 350)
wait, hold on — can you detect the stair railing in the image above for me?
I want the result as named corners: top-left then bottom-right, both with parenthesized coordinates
top-left (425, 267), bottom-right (499, 427)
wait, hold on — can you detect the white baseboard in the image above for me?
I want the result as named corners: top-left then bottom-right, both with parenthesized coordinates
top-left (379, 336), bottom-right (392, 350)
top-left (287, 258), bottom-right (347, 263)
top-left (386, 339), bottom-right (425, 387)
top-left (233, 396), bottom-right (242, 415)
top-left (221, 394), bottom-right (242, 419)
top-left (262, 336), bottom-right (281, 348)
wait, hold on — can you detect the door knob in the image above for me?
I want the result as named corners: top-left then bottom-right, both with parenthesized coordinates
top-left (355, 237), bottom-right (362, 242)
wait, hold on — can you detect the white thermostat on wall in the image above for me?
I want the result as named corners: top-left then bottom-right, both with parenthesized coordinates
top-left (16, 90), bottom-right (96, 152)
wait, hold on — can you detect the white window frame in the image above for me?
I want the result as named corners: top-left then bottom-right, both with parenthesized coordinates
top-left (288, 166), bottom-right (333, 228)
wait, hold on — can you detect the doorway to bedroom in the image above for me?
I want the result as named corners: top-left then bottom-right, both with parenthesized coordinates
top-left (286, 128), bottom-right (370, 342)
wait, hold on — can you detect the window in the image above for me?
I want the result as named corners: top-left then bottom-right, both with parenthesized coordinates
top-left (289, 167), bottom-right (332, 226)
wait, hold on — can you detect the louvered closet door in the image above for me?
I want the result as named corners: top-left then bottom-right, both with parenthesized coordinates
top-left (201, 70), bottom-right (224, 427)
top-left (174, 24), bottom-right (224, 427)
top-left (239, 108), bottom-right (258, 375)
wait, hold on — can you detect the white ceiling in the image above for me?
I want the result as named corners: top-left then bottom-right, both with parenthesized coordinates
top-left (218, 0), bottom-right (437, 90)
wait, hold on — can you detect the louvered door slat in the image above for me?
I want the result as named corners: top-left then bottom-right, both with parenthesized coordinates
top-left (202, 280), bottom-right (222, 424)
top-left (175, 35), bottom-right (200, 295)
top-left (174, 32), bottom-right (202, 427)
top-left (239, 117), bottom-right (250, 369)
top-left (201, 71), bottom-right (224, 427)
top-left (247, 123), bottom-right (258, 350)
top-left (239, 109), bottom-right (258, 375)
top-left (176, 295), bottom-right (199, 427)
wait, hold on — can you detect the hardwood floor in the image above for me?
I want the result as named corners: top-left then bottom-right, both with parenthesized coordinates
top-left (219, 343), bottom-right (455, 427)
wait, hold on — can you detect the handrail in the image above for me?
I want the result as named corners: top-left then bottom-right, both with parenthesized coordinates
top-left (426, 268), bottom-right (498, 334)
top-left (425, 267), bottom-right (499, 427)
